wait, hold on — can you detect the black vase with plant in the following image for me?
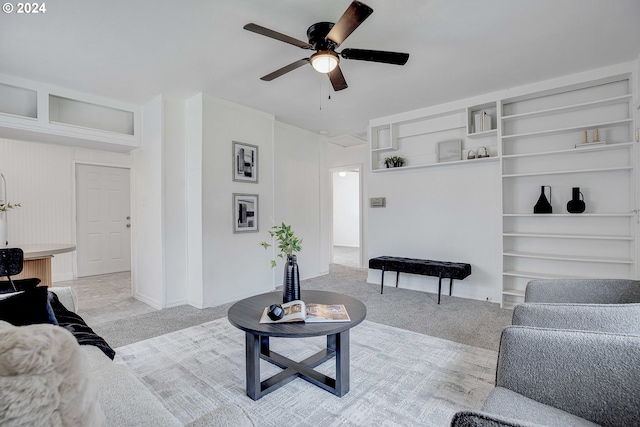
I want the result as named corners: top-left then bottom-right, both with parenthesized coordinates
top-left (260, 222), bottom-right (303, 303)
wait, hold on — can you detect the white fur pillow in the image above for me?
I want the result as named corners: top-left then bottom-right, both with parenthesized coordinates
top-left (0, 320), bottom-right (105, 426)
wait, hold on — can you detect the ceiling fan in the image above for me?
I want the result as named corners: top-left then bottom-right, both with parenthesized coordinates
top-left (243, 1), bottom-right (409, 91)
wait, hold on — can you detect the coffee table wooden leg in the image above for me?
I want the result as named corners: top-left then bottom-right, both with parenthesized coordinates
top-left (245, 332), bottom-right (261, 400)
top-left (328, 331), bottom-right (350, 396)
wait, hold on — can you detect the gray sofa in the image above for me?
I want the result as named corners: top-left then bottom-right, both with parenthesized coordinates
top-left (50, 287), bottom-right (254, 427)
top-left (451, 278), bottom-right (640, 426)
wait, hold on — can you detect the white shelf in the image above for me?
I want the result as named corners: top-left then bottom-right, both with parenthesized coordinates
top-left (399, 125), bottom-right (465, 139)
top-left (503, 251), bottom-right (633, 264)
top-left (503, 270), bottom-right (595, 280)
top-left (502, 166), bottom-right (632, 178)
top-left (502, 213), bottom-right (634, 218)
top-left (501, 95), bottom-right (633, 122)
top-left (502, 289), bottom-right (525, 297)
top-left (503, 232), bottom-right (633, 241)
top-left (371, 155), bottom-right (498, 172)
top-left (371, 147), bottom-right (396, 153)
top-left (503, 213), bottom-right (634, 217)
top-left (502, 142), bottom-right (633, 160)
top-left (502, 118), bottom-right (633, 140)
top-left (467, 129), bottom-right (497, 139)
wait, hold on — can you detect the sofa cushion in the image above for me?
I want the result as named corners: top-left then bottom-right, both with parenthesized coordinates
top-left (482, 387), bottom-right (600, 427)
top-left (82, 346), bottom-right (181, 427)
top-left (0, 286), bottom-right (58, 326)
top-left (0, 320), bottom-right (105, 426)
top-left (512, 302), bottom-right (640, 334)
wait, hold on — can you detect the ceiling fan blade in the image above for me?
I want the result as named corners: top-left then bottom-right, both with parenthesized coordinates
top-left (244, 23), bottom-right (312, 49)
top-left (326, 1), bottom-right (374, 47)
top-left (328, 65), bottom-right (348, 91)
top-left (260, 58), bottom-right (310, 81)
top-left (340, 48), bottom-right (409, 65)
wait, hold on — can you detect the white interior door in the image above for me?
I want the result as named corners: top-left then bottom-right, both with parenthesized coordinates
top-left (76, 164), bottom-right (131, 277)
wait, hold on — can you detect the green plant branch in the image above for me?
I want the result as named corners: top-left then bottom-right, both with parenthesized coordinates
top-left (259, 222), bottom-right (302, 268)
top-left (0, 200), bottom-right (21, 212)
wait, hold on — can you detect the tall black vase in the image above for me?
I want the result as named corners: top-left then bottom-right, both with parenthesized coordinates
top-left (533, 185), bottom-right (552, 214)
top-left (282, 254), bottom-right (301, 303)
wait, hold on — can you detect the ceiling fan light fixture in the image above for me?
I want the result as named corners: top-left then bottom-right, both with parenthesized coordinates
top-left (310, 50), bottom-right (339, 73)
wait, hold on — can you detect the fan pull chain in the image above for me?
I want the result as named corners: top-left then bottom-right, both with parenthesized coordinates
top-left (318, 75), bottom-right (332, 111)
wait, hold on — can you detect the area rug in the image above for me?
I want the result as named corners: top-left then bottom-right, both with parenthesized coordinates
top-left (115, 318), bottom-right (497, 426)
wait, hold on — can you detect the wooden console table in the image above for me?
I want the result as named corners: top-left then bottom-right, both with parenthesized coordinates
top-left (12, 244), bottom-right (76, 286)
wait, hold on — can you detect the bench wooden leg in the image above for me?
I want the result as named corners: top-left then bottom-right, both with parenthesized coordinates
top-left (449, 278), bottom-right (453, 296)
top-left (395, 272), bottom-right (399, 288)
top-left (380, 267), bottom-right (385, 294)
top-left (438, 273), bottom-right (442, 304)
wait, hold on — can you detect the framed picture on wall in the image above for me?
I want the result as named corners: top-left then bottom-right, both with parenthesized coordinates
top-left (233, 141), bottom-right (258, 183)
top-left (437, 139), bottom-right (462, 163)
top-left (233, 193), bottom-right (258, 233)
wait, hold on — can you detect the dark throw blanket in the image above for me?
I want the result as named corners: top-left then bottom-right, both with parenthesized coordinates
top-left (48, 291), bottom-right (116, 360)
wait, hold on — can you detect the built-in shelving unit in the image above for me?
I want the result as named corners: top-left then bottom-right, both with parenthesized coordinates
top-left (367, 67), bottom-right (637, 308)
top-left (499, 73), bottom-right (636, 309)
top-left (369, 104), bottom-right (499, 172)
top-left (0, 76), bottom-right (140, 152)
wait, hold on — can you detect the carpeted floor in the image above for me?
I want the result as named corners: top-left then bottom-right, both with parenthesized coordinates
top-left (95, 264), bottom-right (512, 351)
top-left (116, 317), bottom-right (497, 426)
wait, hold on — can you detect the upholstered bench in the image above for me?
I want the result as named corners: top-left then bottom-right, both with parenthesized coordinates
top-left (369, 256), bottom-right (472, 304)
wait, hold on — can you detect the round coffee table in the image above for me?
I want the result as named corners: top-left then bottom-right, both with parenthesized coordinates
top-left (228, 290), bottom-right (366, 400)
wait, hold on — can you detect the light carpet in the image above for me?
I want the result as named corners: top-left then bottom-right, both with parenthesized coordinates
top-left (115, 318), bottom-right (497, 426)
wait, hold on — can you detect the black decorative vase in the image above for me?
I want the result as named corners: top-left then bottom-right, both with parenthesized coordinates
top-left (282, 254), bottom-right (301, 303)
top-left (567, 187), bottom-right (586, 214)
top-left (533, 185), bottom-right (552, 214)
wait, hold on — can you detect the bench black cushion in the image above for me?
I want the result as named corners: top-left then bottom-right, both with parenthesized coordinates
top-left (369, 256), bottom-right (472, 303)
top-left (369, 256), bottom-right (471, 279)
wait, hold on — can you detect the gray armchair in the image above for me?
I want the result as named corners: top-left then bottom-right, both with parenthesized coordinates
top-left (450, 326), bottom-right (640, 427)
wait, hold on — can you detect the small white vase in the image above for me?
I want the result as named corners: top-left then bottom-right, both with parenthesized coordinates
top-left (0, 212), bottom-right (7, 247)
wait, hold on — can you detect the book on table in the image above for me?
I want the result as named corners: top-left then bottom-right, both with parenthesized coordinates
top-left (259, 300), bottom-right (351, 324)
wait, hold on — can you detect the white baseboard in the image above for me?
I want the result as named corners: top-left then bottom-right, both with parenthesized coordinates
top-left (133, 291), bottom-right (162, 310)
top-left (165, 298), bottom-right (188, 308)
top-left (52, 273), bottom-right (74, 283)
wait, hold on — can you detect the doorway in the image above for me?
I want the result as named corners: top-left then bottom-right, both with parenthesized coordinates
top-left (331, 166), bottom-right (362, 268)
top-left (76, 164), bottom-right (131, 277)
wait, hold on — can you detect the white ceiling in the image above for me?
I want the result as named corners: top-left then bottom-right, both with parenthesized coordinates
top-left (1, 0), bottom-right (639, 138)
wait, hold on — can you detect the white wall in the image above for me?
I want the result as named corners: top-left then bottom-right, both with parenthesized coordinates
top-left (163, 98), bottom-right (187, 307)
top-left (273, 122), bottom-right (328, 282)
top-left (200, 96), bottom-right (276, 307)
top-left (184, 96), bottom-right (328, 307)
top-left (131, 96), bottom-right (165, 308)
top-left (367, 163), bottom-right (502, 301)
top-left (0, 137), bottom-right (130, 282)
top-left (332, 171), bottom-right (360, 247)
top-left (185, 94), bottom-right (204, 308)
